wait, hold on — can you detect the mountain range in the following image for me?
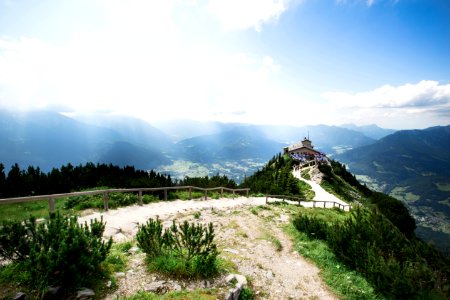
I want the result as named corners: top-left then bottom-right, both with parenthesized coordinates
top-left (0, 110), bottom-right (389, 180)
top-left (337, 126), bottom-right (450, 254)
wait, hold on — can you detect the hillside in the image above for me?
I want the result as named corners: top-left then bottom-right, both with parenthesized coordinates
top-left (337, 125), bottom-right (450, 254)
top-left (340, 124), bottom-right (396, 140)
top-left (0, 110), bottom-right (170, 172)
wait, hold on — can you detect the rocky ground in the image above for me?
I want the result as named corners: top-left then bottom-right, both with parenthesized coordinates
top-left (102, 202), bottom-right (338, 300)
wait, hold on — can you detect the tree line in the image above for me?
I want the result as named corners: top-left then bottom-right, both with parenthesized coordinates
top-left (0, 162), bottom-right (235, 199)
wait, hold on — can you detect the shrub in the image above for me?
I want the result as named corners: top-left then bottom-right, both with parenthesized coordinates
top-left (136, 218), bottom-right (219, 278)
top-left (0, 213), bottom-right (112, 293)
top-left (292, 207), bottom-right (449, 299)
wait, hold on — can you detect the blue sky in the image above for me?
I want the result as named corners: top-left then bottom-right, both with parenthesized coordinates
top-left (0, 0), bottom-right (449, 129)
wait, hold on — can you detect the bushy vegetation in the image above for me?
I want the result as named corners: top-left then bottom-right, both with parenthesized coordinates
top-left (0, 212), bottom-right (112, 296)
top-left (65, 192), bottom-right (160, 210)
top-left (136, 218), bottom-right (219, 278)
top-left (320, 160), bottom-right (417, 237)
top-left (293, 207), bottom-right (449, 299)
top-left (177, 173), bottom-right (237, 188)
top-left (240, 154), bottom-right (303, 196)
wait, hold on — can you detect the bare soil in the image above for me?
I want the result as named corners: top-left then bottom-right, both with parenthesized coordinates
top-left (96, 200), bottom-right (338, 300)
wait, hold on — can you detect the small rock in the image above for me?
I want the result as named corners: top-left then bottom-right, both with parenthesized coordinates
top-left (115, 272), bottom-right (126, 278)
top-left (45, 286), bottom-right (62, 299)
top-left (266, 271), bottom-right (274, 279)
top-left (106, 281), bottom-right (112, 288)
top-left (76, 288), bottom-right (95, 299)
top-left (128, 246), bottom-right (140, 254)
top-left (225, 287), bottom-right (242, 300)
top-left (12, 292), bottom-right (26, 300)
top-left (172, 282), bottom-right (182, 291)
top-left (278, 214), bottom-right (289, 222)
top-left (223, 248), bottom-right (239, 254)
top-left (203, 280), bottom-right (211, 288)
top-left (144, 281), bottom-right (168, 294)
top-left (113, 232), bottom-right (128, 243)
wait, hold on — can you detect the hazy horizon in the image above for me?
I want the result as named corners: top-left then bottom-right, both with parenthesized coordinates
top-left (0, 0), bottom-right (449, 130)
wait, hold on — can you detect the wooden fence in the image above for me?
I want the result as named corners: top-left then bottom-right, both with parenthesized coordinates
top-left (265, 195), bottom-right (351, 211)
top-left (0, 186), bottom-right (250, 213)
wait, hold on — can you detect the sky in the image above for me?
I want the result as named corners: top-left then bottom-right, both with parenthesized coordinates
top-left (0, 0), bottom-right (449, 129)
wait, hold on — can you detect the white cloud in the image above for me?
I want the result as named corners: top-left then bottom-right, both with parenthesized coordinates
top-left (0, 0), bottom-right (301, 126)
top-left (207, 0), bottom-right (292, 31)
top-left (323, 81), bottom-right (450, 128)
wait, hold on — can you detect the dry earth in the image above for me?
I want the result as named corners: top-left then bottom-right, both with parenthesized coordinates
top-left (79, 198), bottom-right (340, 300)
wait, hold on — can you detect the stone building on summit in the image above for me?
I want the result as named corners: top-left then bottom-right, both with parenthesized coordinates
top-left (283, 137), bottom-right (322, 156)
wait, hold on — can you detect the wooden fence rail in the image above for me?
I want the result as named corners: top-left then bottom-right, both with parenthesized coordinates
top-left (265, 195), bottom-right (351, 211)
top-left (0, 186), bottom-right (250, 213)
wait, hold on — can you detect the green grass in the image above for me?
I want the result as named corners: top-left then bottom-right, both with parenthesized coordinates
top-left (170, 191), bottom-right (204, 200)
top-left (298, 180), bottom-right (315, 200)
top-left (262, 233), bottom-right (283, 252)
top-left (285, 222), bottom-right (381, 300)
top-left (301, 169), bottom-right (311, 180)
top-left (0, 198), bottom-right (72, 223)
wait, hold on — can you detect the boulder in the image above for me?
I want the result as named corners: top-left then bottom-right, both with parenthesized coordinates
top-left (12, 292), bottom-right (26, 300)
top-left (144, 281), bottom-right (168, 294)
top-left (76, 288), bottom-right (95, 299)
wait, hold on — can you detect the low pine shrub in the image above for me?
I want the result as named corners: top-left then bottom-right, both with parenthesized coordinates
top-left (292, 207), bottom-right (449, 299)
top-left (0, 212), bottom-right (112, 293)
top-left (136, 218), bottom-right (219, 278)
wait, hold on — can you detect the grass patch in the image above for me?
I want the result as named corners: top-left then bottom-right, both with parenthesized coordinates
top-left (171, 191), bottom-right (204, 200)
top-left (301, 169), bottom-right (311, 180)
top-left (284, 223), bottom-right (381, 300)
top-left (0, 198), bottom-right (71, 223)
top-left (262, 233), bottom-right (283, 252)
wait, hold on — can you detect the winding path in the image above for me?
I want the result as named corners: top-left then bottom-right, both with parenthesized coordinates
top-left (292, 169), bottom-right (350, 209)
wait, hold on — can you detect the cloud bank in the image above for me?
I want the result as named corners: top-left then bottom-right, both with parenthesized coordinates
top-left (323, 80), bottom-right (450, 128)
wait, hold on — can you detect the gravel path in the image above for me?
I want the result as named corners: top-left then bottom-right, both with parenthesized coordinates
top-left (292, 169), bottom-right (350, 209)
top-left (97, 204), bottom-right (338, 300)
top-left (78, 197), bottom-right (266, 242)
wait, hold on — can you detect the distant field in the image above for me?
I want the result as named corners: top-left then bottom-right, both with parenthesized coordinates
top-left (436, 182), bottom-right (450, 192)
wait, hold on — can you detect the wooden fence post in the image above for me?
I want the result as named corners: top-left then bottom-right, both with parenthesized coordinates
top-left (221, 188), bottom-right (223, 198)
top-left (103, 192), bottom-right (109, 211)
top-left (49, 197), bottom-right (55, 214)
top-left (232, 190), bottom-right (235, 199)
top-left (204, 190), bottom-right (207, 200)
top-left (189, 187), bottom-right (192, 200)
top-left (246, 189), bottom-right (249, 197)
top-left (265, 195), bottom-right (268, 204)
top-left (139, 190), bottom-right (143, 206)
top-left (164, 189), bottom-right (168, 201)
top-left (313, 201), bottom-right (316, 208)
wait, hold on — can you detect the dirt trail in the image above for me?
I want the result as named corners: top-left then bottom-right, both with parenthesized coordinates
top-left (292, 169), bottom-right (349, 207)
top-left (80, 197), bottom-right (338, 299)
